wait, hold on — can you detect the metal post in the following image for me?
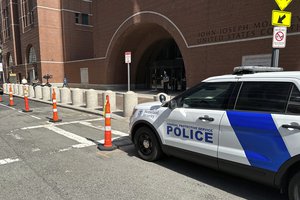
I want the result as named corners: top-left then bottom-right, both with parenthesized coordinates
top-left (271, 48), bottom-right (280, 67)
top-left (127, 63), bottom-right (130, 91)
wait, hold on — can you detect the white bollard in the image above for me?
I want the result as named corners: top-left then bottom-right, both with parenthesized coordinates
top-left (29, 86), bottom-right (35, 98)
top-left (3, 83), bottom-right (7, 94)
top-left (153, 93), bottom-right (171, 102)
top-left (14, 84), bottom-right (19, 95)
top-left (123, 91), bottom-right (138, 117)
top-left (51, 87), bottom-right (61, 102)
top-left (5, 84), bottom-right (9, 94)
top-left (35, 86), bottom-right (42, 99)
top-left (18, 84), bottom-right (24, 96)
top-left (60, 87), bottom-right (71, 104)
top-left (86, 89), bottom-right (98, 108)
top-left (42, 86), bottom-right (51, 101)
top-left (102, 90), bottom-right (116, 111)
top-left (71, 88), bottom-right (83, 106)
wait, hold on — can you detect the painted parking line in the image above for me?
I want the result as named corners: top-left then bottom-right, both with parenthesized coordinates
top-left (17, 110), bottom-right (42, 120)
top-left (79, 121), bottom-right (128, 136)
top-left (0, 157), bottom-right (20, 166)
top-left (0, 102), bottom-right (16, 110)
top-left (45, 126), bottom-right (95, 147)
top-left (19, 118), bottom-right (127, 152)
top-left (0, 102), bottom-right (41, 120)
top-left (21, 118), bottom-right (104, 130)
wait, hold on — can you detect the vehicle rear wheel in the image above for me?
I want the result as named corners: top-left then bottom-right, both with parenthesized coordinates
top-left (134, 127), bottom-right (162, 161)
top-left (289, 171), bottom-right (300, 200)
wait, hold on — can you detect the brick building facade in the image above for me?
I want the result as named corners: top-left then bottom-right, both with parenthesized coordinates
top-left (1, 0), bottom-right (300, 90)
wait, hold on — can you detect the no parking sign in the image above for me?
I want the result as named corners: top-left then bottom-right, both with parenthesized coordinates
top-left (272, 26), bottom-right (287, 48)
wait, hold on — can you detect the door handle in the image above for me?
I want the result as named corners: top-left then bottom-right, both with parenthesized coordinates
top-left (198, 116), bottom-right (214, 122)
top-left (282, 124), bottom-right (300, 130)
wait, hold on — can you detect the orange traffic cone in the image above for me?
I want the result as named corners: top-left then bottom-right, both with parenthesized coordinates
top-left (49, 89), bottom-right (62, 122)
top-left (8, 85), bottom-right (15, 106)
top-left (22, 86), bottom-right (32, 112)
top-left (0, 94), bottom-right (2, 102)
top-left (98, 95), bottom-right (116, 151)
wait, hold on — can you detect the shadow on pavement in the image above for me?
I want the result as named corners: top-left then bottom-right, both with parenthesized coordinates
top-left (113, 137), bottom-right (285, 200)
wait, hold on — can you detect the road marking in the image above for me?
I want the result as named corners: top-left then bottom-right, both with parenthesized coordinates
top-left (19, 118), bottom-right (126, 152)
top-left (0, 103), bottom-right (16, 110)
top-left (45, 126), bottom-right (95, 147)
top-left (0, 158), bottom-right (20, 166)
top-left (32, 148), bottom-right (41, 152)
top-left (21, 118), bottom-right (104, 130)
top-left (79, 121), bottom-right (128, 136)
top-left (30, 115), bottom-right (41, 120)
top-left (0, 102), bottom-right (41, 119)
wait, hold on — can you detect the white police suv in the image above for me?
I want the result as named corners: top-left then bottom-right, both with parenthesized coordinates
top-left (129, 66), bottom-right (300, 200)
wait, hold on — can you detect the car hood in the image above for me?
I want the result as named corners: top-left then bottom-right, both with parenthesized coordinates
top-left (135, 101), bottom-right (163, 110)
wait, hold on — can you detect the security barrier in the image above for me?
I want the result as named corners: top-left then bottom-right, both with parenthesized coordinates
top-left (60, 88), bottom-right (71, 104)
top-left (71, 88), bottom-right (83, 106)
top-left (86, 89), bottom-right (98, 108)
top-left (35, 86), bottom-right (42, 99)
top-left (18, 84), bottom-right (24, 96)
top-left (42, 86), bottom-right (51, 101)
top-left (5, 85), bottom-right (154, 119)
top-left (123, 91), bottom-right (138, 117)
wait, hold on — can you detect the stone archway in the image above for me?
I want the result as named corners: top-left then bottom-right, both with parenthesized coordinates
top-left (107, 23), bottom-right (186, 91)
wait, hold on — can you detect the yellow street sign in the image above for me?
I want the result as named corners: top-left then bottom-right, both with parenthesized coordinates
top-left (272, 10), bottom-right (292, 27)
top-left (275, 0), bottom-right (292, 11)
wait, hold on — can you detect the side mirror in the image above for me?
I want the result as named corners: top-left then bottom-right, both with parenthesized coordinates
top-left (159, 94), bottom-right (167, 103)
top-left (168, 99), bottom-right (177, 109)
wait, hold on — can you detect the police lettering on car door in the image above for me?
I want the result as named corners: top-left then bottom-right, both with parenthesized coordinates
top-left (166, 123), bottom-right (213, 143)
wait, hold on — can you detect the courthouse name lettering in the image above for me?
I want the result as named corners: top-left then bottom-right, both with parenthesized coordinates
top-left (196, 16), bottom-right (300, 44)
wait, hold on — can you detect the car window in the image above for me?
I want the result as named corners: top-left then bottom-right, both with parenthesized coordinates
top-left (177, 82), bottom-right (235, 110)
top-left (235, 82), bottom-right (291, 113)
top-left (287, 85), bottom-right (300, 114)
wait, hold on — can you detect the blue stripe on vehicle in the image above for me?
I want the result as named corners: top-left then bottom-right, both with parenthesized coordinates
top-left (226, 111), bottom-right (291, 172)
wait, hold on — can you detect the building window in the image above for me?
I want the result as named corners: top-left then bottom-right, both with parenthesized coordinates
top-left (1, 5), bottom-right (11, 41)
top-left (75, 13), bottom-right (80, 23)
top-left (21, 0), bottom-right (34, 29)
top-left (75, 13), bottom-right (90, 25)
top-left (28, 47), bottom-right (37, 64)
top-left (81, 14), bottom-right (89, 25)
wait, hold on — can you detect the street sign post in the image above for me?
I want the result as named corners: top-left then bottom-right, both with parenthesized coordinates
top-left (272, 26), bottom-right (287, 48)
top-left (271, 0), bottom-right (293, 67)
top-left (125, 52), bottom-right (131, 91)
top-left (272, 10), bottom-right (292, 27)
top-left (275, 0), bottom-right (293, 11)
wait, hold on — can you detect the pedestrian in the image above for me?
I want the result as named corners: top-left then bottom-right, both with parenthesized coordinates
top-left (62, 75), bottom-right (69, 88)
top-left (163, 71), bottom-right (169, 94)
top-left (21, 76), bottom-right (28, 85)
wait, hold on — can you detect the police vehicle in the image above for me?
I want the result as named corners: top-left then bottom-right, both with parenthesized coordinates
top-left (129, 66), bottom-right (300, 200)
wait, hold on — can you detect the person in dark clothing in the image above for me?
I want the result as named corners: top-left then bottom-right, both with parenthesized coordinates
top-left (163, 71), bottom-right (169, 94)
top-left (62, 75), bottom-right (69, 88)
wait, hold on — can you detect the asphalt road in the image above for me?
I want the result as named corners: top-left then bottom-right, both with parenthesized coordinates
top-left (0, 95), bottom-right (285, 200)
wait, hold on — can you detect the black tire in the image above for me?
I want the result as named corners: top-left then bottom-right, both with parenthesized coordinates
top-left (134, 127), bottom-right (162, 162)
top-left (289, 171), bottom-right (300, 200)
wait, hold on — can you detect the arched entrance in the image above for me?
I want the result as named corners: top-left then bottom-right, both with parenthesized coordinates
top-left (137, 39), bottom-right (185, 91)
top-left (107, 23), bottom-right (186, 91)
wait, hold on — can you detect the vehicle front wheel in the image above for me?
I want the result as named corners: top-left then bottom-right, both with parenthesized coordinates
top-left (289, 171), bottom-right (300, 200)
top-left (134, 127), bottom-right (162, 162)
